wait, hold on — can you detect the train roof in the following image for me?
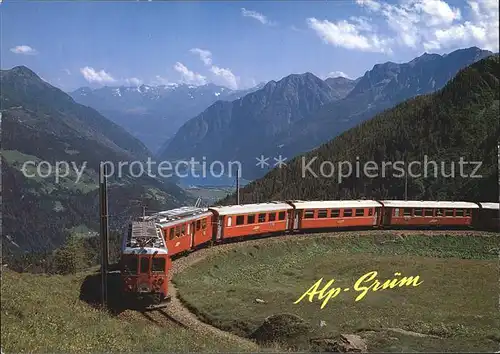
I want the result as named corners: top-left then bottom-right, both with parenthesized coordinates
top-left (156, 211), bottom-right (213, 228)
top-left (209, 202), bottom-right (292, 215)
top-left (122, 221), bottom-right (168, 253)
top-left (141, 206), bottom-right (209, 223)
top-left (379, 200), bottom-right (480, 208)
top-left (290, 200), bottom-right (382, 209)
top-left (478, 202), bottom-right (499, 210)
top-left (122, 247), bottom-right (169, 255)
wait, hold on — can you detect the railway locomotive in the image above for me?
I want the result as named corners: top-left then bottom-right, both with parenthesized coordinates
top-left (120, 199), bottom-right (499, 308)
top-left (120, 220), bottom-right (172, 309)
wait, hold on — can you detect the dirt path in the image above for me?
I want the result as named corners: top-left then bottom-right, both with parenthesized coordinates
top-left (150, 230), bottom-right (496, 349)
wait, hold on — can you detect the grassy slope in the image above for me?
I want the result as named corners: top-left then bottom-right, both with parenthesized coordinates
top-left (175, 232), bottom-right (500, 352)
top-left (0, 269), bottom-right (251, 353)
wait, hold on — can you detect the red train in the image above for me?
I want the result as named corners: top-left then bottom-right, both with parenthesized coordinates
top-left (119, 200), bottom-right (499, 308)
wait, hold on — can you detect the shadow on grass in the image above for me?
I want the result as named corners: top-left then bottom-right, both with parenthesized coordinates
top-left (79, 270), bottom-right (128, 315)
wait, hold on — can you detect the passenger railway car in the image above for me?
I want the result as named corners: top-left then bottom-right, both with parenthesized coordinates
top-left (120, 199), bottom-right (498, 310)
top-left (209, 202), bottom-right (293, 241)
top-left (476, 203), bottom-right (499, 230)
top-left (289, 200), bottom-right (383, 230)
top-left (148, 207), bottom-right (213, 256)
top-left (120, 221), bottom-right (172, 308)
top-left (379, 200), bottom-right (479, 227)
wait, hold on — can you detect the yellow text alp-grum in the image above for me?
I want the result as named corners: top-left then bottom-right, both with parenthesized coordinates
top-left (294, 271), bottom-right (423, 308)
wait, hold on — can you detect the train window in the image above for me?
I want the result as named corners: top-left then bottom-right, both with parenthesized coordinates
top-left (304, 210), bottom-right (315, 219)
top-left (236, 215), bottom-right (245, 225)
top-left (181, 224), bottom-right (186, 235)
top-left (140, 257), bottom-right (150, 273)
top-left (436, 209), bottom-right (443, 216)
top-left (269, 213), bottom-right (276, 221)
top-left (414, 209), bottom-right (423, 216)
top-left (445, 209), bottom-right (454, 217)
top-left (465, 209), bottom-right (471, 217)
top-left (344, 209), bottom-right (353, 217)
top-left (152, 258), bottom-right (166, 273)
top-left (455, 209), bottom-right (464, 217)
top-left (258, 213), bottom-right (266, 223)
top-left (196, 220), bottom-right (201, 230)
top-left (368, 208), bottom-right (373, 216)
top-left (227, 216), bottom-right (232, 227)
top-left (175, 226), bottom-right (180, 237)
top-left (169, 228), bottom-right (175, 240)
top-left (394, 208), bottom-right (400, 217)
top-left (278, 211), bottom-right (286, 220)
top-left (318, 209), bottom-right (328, 218)
top-left (124, 257), bottom-right (138, 275)
top-left (403, 208), bottom-right (411, 216)
top-left (424, 209), bottom-right (434, 217)
top-left (355, 209), bottom-right (364, 217)
top-left (202, 219), bottom-right (207, 229)
top-left (331, 209), bottom-right (340, 217)
top-left (248, 215), bottom-right (255, 224)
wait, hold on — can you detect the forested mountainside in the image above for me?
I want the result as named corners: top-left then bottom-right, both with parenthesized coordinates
top-left (162, 47), bottom-right (492, 181)
top-left (2, 66), bottom-right (151, 159)
top-left (272, 47), bottom-right (494, 163)
top-left (70, 82), bottom-right (265, 153)
top-left (1, 66), bottom-right (190, 254)
top-left (222, 55), bottom-right (499, 204)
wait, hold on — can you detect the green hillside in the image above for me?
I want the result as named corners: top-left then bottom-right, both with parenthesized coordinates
top-left (226, 55), bottom-right (499, 204)
top-left (0, 268), bottom-right (253, 352)
top-left (1, 66), bottom-right (190, 254)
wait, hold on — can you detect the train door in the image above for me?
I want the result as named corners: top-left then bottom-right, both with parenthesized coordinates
top-left (293, 210), bottom-right (301, 230)
top-left (372, 208), bottom-right (378, 225)
top-left (190, 221), bottom-right (195, 247)
top-left (216, 216), bottom-right (223, 241)
top-left (383, 207), bottom-right (392, 226)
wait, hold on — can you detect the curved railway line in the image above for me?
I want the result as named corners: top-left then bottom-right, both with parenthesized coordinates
top-left (126, 229), bottom-right (498, 350)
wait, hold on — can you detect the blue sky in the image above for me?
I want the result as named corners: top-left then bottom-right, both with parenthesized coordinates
top-left (2, 0), bottom-right (498, 91)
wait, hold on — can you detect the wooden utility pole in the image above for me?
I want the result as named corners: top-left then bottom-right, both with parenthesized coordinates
top-left (236, 167), bottom-right (240, 204)
top-left (404, 153), bottom-right (408, 201)
top-left (99, 164), bottom-right (109, 308)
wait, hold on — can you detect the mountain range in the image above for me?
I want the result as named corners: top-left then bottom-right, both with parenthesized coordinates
top-left (224, 54), bottom-right (499, 204)
top-left (1, 66), bottom-right (190, 253)
top-left (70, 82), bottom-right (265, 153)
top-left (159, 47), bottom-right (493, 181)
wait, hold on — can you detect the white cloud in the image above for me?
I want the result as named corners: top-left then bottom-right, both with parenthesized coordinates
top-left (63, 69), bottom-right (71, 75)
top-left (349, 16), bottom-right (375, 32)
top-left (210, 66), bottom-right (239, 90)
top-left (310, 0), bottom-right (498, 54)
top-left (414, 0), bottom-right (462, 26)
top-left (190, 48), bottom-right (212, 66)
top-left (80, 67), bottom-right (116, 84)
top-left (173, 62), bottom-right (207, 86)
top-left (125, 77), bottom-right (143, 86)
top-left (189, 48), bottom-right (240, 89)
top-left (10, 45), bottom-right (38, 55)
top-left (307, 18), bottom-right (392, 53)
top-left (356, 0), bottom-right (382, 11)
top-left (151, 75), bottom-right (171, 86)
top-left (326, 71), bottom-right (351, 79)
top-left (241, 8), bottom-right (275, 25)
